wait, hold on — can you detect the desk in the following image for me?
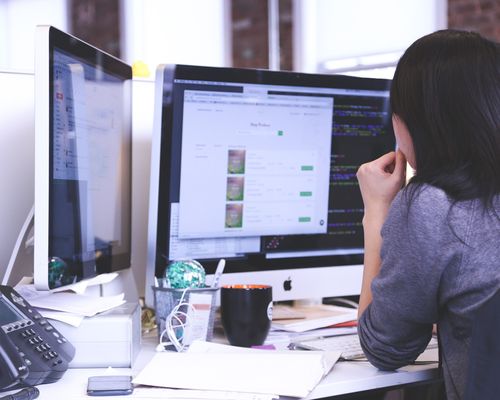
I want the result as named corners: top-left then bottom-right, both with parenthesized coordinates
top-left (299, 351), bottom-right (441, 399)
top-left (12, 337), bottom-right (440, 400)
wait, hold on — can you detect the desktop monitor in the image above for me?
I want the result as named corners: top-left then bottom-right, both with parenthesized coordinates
top-left (34, 26), bottom-right (132, 290)
top-left (145, 64), bottom-right (395, 307)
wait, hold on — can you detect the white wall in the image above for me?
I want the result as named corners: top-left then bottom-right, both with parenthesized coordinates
top-left (0, 1), bottom-right (230, 73)
top-left (0, 0), bottom-right (67, 71)
top-left (0, 72), bottom-right (35, 279)
top-left (129, 78), bottom-right (156, 296)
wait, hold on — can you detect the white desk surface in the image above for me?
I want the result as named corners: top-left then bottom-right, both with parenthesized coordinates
top-left (299, 350), bottom-right (440, 400)
top-left (10, 335), bottom-right (439, 400)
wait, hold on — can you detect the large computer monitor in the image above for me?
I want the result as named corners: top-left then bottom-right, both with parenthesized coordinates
top-left (34, 26), bottom-right (132, 290)
top-left (145, 64), bottom-right (395, 307)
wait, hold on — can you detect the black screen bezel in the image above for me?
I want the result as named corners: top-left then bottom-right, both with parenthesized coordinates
top-left (154, 64), bottom-right (394, 278)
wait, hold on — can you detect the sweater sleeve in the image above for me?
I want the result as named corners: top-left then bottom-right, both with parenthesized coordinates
top-left (358, 186), bottom-right (454, 370)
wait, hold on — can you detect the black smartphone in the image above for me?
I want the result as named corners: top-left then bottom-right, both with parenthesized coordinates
top-left (87, 375), bottom-right (134, 396)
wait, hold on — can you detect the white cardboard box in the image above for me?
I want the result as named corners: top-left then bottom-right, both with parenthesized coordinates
top-left (52, 302), bottom-right (141, 368)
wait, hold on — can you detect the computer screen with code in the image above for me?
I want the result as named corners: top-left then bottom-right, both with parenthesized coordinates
top-left (146, 65), bottom-right (395, 305)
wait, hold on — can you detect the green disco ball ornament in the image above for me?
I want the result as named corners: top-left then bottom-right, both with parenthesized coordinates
top-left (165, 260), bottom-right (206, 289)
top-left (48, 256), bottom-right (71, 288)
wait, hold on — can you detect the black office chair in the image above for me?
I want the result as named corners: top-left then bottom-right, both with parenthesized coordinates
top-left (464, 290), bottom-right (500, 400)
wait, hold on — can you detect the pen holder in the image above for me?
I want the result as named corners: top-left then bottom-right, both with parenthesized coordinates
top-left (152, 286), bottom-right (219, 347)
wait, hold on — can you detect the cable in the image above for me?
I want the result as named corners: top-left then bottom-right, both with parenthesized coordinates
top-left (0, 386), bottom-right (40, 400)
top-left (157, 288), bottom-right (195, 352)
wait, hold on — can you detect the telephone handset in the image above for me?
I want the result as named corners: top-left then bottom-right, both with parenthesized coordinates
top-left (0, 285), bottom-right (75, 390)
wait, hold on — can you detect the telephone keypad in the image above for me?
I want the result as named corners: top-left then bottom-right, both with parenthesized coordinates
top-left (1, 285), bottom-right (75, 387)
top-left (20, 326), bottom-right (61, 364)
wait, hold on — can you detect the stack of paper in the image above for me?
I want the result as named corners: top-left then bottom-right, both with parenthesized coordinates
top-left (265, 326), bottom-right (358, 349)
top-left (28, 292), bottom-right (125, 317)
top-left (272, 304), bottom-right (357, 333)
top-left (14, 273), bottom-right (125, 326)
top-left (133, 340), bottom-right (341, 398)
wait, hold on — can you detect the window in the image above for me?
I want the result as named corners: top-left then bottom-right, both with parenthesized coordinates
top-left (293, 0), bottom-right (447, 78)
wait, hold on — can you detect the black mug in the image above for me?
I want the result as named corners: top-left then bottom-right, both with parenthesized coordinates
top-left (220, 284), bottom-right (273, 347)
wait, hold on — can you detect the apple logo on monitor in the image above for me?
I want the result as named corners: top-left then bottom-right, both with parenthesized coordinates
top-left (283, 277), bottom-right (292, 291)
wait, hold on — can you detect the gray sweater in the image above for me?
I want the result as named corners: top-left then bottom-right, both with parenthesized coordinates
top-left (358, 184), bottom-right (500, 400)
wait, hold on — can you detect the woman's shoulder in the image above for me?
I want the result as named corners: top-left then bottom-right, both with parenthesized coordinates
top-left (390, 183), bottom-right (498, 239)
top-left (392, 183), bottom-right (453, 221)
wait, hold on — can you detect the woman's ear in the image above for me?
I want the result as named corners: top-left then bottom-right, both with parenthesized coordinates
top-left (392, 115), bottom-right (416, 169)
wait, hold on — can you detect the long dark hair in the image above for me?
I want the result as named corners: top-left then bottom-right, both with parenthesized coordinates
top-left (390, 30), bottom-right (500, 205)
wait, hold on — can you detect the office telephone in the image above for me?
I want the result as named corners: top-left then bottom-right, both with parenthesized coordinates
top-left (0, 285), bottom-right (75, 390)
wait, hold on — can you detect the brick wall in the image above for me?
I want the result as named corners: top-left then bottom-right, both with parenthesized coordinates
top-left (70, 0), bottom-right (121, 58)
top-left (448, 0), bottom-right (500, 41)
top-left (278, 0), bottom-right (293, 71)
top-left (230, 0), bottom-right (293, 70)
top-left (231, 0), bottom-right (269, 69)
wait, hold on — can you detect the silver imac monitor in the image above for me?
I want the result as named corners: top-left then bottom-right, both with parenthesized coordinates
top-left (34, 26), bottom-right (132, 290)
top-left (145, 64), bottom-right (395, 307)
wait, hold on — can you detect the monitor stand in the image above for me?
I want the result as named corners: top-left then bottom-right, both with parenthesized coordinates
top-left (3, 206), bottom-right (34, 286)
top-left (2, 206), bottom-right (139, 302)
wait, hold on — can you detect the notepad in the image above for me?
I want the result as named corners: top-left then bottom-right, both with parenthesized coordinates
top-left (133, 340), bottom-right (340, 398)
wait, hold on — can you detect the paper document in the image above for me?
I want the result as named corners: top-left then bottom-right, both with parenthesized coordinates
top-left (14, 273), bottom-right (119, 298)
top-left (271, 304), bottom-right (357, 333)
top-left (51, 272), bottom-right (119, 294)
top-left (38, 309), bottom-right (85, 327)
top-left (28, 292), bottom-right (125, 317)
top-left (133, 340), bottom-right (340, 398)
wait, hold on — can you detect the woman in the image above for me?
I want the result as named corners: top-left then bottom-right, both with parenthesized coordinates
top-left (356, 30), bottom-right (500, 400)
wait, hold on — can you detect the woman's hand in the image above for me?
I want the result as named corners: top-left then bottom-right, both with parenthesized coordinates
top-left (356, 150), bottom-right (406, 317)
top-left (356, 150), bottom-right (407, 221)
